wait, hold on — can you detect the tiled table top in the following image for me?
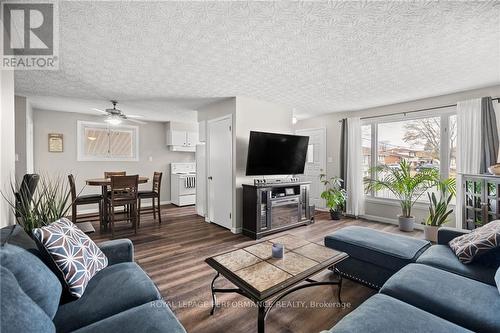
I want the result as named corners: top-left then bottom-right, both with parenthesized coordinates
top-left (208, 234), bottom-right (346, 297)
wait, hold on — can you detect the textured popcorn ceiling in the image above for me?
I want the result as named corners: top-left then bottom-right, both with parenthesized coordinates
top-left (15, 1), bottom-right (500, 120)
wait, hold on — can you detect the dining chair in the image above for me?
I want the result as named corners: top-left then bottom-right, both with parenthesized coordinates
top-left (15, 174), bottom-right (39, 219)
top-left (138, 172), bottom-right (162, 226)
top-left (109, 175), bottom-right (139, 237)
top-left (104, 171), bottom-right (129, 214)
top-left (68, 174), bottom-right (103, 227)
top-left (104, 171), bottom-right (126, 178)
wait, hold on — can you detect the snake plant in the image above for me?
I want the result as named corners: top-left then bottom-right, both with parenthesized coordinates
top-left (424, 178), bottom-right (456, 226)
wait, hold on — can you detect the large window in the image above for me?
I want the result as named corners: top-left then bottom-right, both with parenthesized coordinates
top-left (77, 121), bottom-right (139, 161)
top-left (363, 110), bottom-right (456, 201)
top-left (361, 125), bottom-right (372, 189)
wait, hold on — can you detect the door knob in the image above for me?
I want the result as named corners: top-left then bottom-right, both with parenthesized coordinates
top-left (208, 176), bottom-right (213, 180)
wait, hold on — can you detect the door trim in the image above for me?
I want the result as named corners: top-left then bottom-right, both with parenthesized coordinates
top-left (295, 127), bottom-right (327, 208)
top-left (207, 114), bottom-right (233, 230)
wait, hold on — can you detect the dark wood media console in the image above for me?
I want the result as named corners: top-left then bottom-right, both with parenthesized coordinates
top-left (242, 181), bottom-right (314, 239)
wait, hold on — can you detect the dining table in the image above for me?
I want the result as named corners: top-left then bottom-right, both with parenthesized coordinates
top-left (85, 176), bottom-right (149, 230)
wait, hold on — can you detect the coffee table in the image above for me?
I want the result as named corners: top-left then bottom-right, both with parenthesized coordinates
top-left (205, 234), bottom-right (348, 333)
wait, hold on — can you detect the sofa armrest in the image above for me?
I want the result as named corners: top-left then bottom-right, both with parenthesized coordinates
top-left (98, 239), bottom-right (134, 265)
top-left (437, 227), bottom-right (471, 245)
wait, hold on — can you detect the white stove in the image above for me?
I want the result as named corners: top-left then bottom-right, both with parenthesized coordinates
top-left (171, 162), bottom-right (196, 206)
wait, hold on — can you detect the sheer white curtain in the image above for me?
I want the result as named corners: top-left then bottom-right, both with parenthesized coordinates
top-left (346, 117), bottom-right (365, 217)
top-left (456, 98), bottom-right (482, 228)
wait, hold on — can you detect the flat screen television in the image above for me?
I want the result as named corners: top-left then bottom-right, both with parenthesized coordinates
top-left (245, 131), bottom-right (309, 176)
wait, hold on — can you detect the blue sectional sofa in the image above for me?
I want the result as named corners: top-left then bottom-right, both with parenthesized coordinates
top-left (325, 226), bottom-right (500, 333)
top-left (0, 225), bottom-right (186, 333)
top-left (325, 226), bottom-right (431, 288)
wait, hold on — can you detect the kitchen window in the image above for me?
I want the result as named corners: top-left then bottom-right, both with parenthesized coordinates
top-left (362, 109), bottom-right (456, 202)
top-left (77, 121), bottom-right (139, 161)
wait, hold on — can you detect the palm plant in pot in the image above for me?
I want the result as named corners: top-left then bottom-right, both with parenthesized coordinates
top-left (320, 174), bottom-right (347, 220)
top-left (423, 178), bottom-right (456, 242)
top-left (365, 160), bottom-right (438, 231)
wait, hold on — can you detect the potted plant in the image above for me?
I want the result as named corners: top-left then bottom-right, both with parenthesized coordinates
top-left (2, 174), bottom-right (72, 234)
top-left (423, 178), bottom-right (456, 242)
top-left (366, 160), bottom-right (438, 231)
top-left (320, 174), bottom-right (347, 220)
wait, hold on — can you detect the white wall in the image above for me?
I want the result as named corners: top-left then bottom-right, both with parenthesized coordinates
top-left (33, 110), bottom-right (195, 210)
top-left (197, 98), bottom-right (237, 229)
top-left (234, 96), bottom-right (293, 229)
top-left (295, 85), bottom-right (500, 227)
top-left (1, 70), bottom-right (16, 228)
top-left (197, 98), bottom-right (236, 123)
top-left (15, 95), bottom-right (28, 180)
top-left (26, 100), bottom-right (34, 173)
top-left (197, 96), bottom-right (293, 233)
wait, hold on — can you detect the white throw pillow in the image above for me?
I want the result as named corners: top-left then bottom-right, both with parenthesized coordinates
top-left (33, 218), bottom-right (108, 298)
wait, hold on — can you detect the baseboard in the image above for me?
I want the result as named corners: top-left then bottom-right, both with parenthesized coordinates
top-left (231, 227), bottom-right (242, 234)
top-left (361, 214), bottom-right (424, 230)
top-left (361, 214), bottom-right (398, 225)
top-left (77, 200), bottom-right (171, 215)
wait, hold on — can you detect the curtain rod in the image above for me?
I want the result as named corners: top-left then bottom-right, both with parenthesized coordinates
top-left (338, 97), bottom-right (500, 123)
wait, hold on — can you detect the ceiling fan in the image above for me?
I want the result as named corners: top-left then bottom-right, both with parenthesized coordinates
top-left (91, 100), bottom-right (146, 125)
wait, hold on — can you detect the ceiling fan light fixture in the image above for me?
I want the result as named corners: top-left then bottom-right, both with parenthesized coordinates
top-left (105, 115), bottom-right (122, 125)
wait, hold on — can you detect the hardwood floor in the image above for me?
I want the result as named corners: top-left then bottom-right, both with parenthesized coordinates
top-left (89, 205), bottom-right (424, 333)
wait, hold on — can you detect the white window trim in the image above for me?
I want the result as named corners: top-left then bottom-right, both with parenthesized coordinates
top-left (77, 121), bottom-right (139, 162)
top-left (365, 195), bottom-right (456, 209)
top-left (362, 107), bottom-right (456, 201)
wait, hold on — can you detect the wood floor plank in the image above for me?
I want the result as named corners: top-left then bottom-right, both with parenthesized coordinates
top-left (89, 205), bottom-right (424, 333)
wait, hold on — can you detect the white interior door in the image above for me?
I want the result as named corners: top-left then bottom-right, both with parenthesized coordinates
top-left (207, 116), bottom-right (233, 229)
top-left (295, 128), bottom-right (326, 209)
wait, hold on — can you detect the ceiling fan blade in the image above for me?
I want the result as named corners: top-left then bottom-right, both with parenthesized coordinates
top-left (127, 118), bottom-right (147, 125)
top-left (92, 108), bottom-right (108, 114)
top-left (126, 114), bottom-right (144, 119)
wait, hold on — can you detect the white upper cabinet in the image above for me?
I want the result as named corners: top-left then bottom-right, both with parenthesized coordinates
top-left (170, 130), bottom-right (188, 146)
top-left (165, 121), bottom-right (198, 152)
top-left (187, 131), bottom-right (199, 147)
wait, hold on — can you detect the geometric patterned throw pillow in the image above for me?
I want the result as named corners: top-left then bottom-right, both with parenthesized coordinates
top-left (33, 218), bottom-right (108, 298)
top-left (449, 220), bottom-right (500, 264)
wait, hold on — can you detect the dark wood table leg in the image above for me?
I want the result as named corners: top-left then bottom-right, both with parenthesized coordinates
top-left (337, 270), bottom-right (343, 303)
top-left (210, 272), bottom-right (220, 315)
top-left (257, 302), bottom-right (266, 333)
top-left (327, 265), bottom-right (343, 303)
top-left (101, 185), bottom-right (108, 230)
top-left (209, 274), bottom-right (247, 315)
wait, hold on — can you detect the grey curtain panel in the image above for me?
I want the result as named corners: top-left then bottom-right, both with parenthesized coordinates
top-left (480, 97), bottom-right (499, 173)
top-left (340, 118), bottom-right (348, 190)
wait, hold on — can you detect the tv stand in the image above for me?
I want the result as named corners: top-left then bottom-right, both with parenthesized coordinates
top-left (242, 181), bottom-right (314, 240)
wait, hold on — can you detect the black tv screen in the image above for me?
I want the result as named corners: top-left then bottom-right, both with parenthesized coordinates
top-left (245, 131), bottom-right (309, 176)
